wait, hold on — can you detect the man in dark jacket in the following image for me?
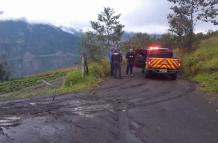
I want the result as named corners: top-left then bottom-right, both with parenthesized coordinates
top-left (112, 48), bottom-right (122, 79)
top-left (126, 49), bottom-right (135, 77)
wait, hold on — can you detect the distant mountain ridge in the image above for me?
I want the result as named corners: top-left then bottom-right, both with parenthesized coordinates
top-left (59, 26), bottom-right (83, 36)
top-left (0, 20), bottom-right (81, 77)
top-left (0, 20), bottom-right (163, 78)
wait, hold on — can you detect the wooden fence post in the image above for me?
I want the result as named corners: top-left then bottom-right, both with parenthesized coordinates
top-left (81, 54), bottom-right (85, 78)
top-left (81, 53), bottom-right (89, 79)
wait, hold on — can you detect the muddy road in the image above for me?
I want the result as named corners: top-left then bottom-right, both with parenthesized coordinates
top-left (0, 68), bottom-right (218, 143)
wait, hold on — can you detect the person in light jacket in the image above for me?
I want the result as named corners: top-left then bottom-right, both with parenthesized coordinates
top-left (108, 48), bottom-right (115, 76)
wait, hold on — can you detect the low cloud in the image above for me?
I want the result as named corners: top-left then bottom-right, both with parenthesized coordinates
top-left (121, 0), bottom-right (218, 33)
top-left (0, 0), bottom-right (217, 34)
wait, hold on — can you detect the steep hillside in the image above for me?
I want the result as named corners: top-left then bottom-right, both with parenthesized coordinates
top-left (182, 35), bottom-right (218, 93)
top-left (0, 20), bottom-right (81, 77)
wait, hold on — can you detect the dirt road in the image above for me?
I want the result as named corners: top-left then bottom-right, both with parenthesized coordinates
top-left (0, 68), bottom-right (218, 143)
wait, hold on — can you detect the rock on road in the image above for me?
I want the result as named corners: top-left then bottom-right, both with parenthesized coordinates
top-left (0, 68), bottom-right (218, 143)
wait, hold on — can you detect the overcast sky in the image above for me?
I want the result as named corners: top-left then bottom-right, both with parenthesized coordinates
top-left (0, 0), bottom-right (217, 34)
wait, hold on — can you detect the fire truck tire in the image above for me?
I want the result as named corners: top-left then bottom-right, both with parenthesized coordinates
top-left (142, 69), bottom-right (145, 73)
top-left (171, 73), bottom-right (177, 80)
top-left (144, 71), bottom-right (150, 78)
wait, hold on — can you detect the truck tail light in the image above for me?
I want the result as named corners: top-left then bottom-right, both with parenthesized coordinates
top-left (148, 61), bottom-right (151, 66)
top-left (146, 58), bottom-right (152, 68)
top-left (177, 60), bottom-right (181, 68)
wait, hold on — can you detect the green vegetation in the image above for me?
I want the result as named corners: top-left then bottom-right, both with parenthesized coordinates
top-left (0, 60), bottom-right (109, 100)
top-left (181, 36), bottom-right (218, 93)
top-left (0, 68), bottom-right (72, 94)
top-left (61, 60), bottom-right (109, 93)
top-left (167, 0), bottom-right (218, 50)
top-left (0, 56), bottom-right (9, 81)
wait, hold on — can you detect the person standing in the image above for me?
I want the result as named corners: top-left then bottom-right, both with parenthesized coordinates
top-left (112, 48), bottom-right (122, 79)
top-left (126, 49), bottom-right (135, 77)
top-left (108, 48), bottom-right (115, 76)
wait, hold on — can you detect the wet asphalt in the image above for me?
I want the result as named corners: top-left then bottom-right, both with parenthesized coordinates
top-left (0, 67), bottom-right (218, 143)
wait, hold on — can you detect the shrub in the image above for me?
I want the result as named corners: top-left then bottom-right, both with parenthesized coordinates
top-left (63, 60), bottom-right (109, 89)
top-left (64, 69), bottom-right (83, 87)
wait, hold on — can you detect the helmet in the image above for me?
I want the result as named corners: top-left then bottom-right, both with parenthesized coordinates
top-left (111, 47), bottom-right (115, 52)
top-left (114, 48), bottom-right (118, 52)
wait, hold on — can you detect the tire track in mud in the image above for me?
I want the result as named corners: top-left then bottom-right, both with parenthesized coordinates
top-left (92, 73), bottom-right (196, 113)
top-left (0, 73), bottom-right (194, 121)
top-left (93, 78), bottom-right (132, 91)
top-left (118, 111), bottom-right (144, 143)
top-left (127, 81), bottom-right (196, 109)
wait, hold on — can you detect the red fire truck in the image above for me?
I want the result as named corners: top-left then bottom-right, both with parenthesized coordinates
top-left (133, 47), bottom-right (181, 80)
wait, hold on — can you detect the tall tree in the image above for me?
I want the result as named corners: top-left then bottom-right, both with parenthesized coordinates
top-left (159, 33), bottom-right (176, 48)
top-left (167, 0), bottom-right (218, 50)
top-left (122, 33), bottom-right (150, 50)
top-left (90, 7), bottom-right (124, 48)
top-left (83, 7), bottom-right (124, 60)
top-left (168, 13), bottom-right (192, 48)
top-left (81, 32), bottom-right (103, 60)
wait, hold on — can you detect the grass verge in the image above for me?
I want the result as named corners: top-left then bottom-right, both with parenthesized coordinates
top-left (0, 60), bottom-right (109, 100)
top-left (60, 60), bottom-right (109, 93)
top-left (177, 36), bottom-right (218, 93)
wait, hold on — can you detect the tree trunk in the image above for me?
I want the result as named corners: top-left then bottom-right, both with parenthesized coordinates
top-left (188, 28), bottom-right (193, 51)
top-left (81, 55), bottom-right (85, 78)
top-left (188, 0), bottom-right (194, 51)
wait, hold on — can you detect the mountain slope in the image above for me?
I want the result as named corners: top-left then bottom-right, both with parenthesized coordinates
top-left (0, 20), bottom-right (81, 77)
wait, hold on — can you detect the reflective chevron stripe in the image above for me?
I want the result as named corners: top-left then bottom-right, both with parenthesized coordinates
top-left (149, 58), bottom-right (179, 69)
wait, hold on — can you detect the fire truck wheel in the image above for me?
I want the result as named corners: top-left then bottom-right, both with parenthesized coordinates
top-left (144, 71), bottom-right (150, 78)
top-left (171, 73), bottom-right (177, 80)
top-left (141, 69), bottom-right (145, 73)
